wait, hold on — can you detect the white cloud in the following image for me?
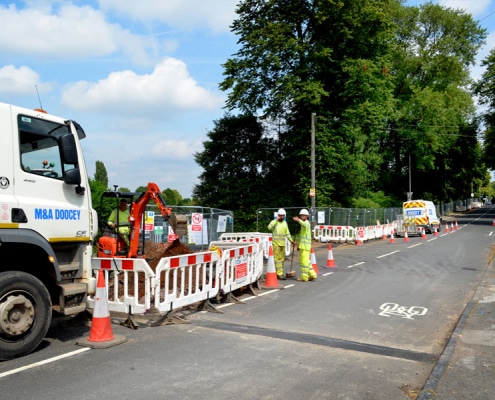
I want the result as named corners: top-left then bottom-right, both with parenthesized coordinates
top-left (61, 57), bottom-right (225, 116)
top-left (442, 0), bottom-right (491, 16)
top-left (151, 139), bottom-right (202, 159)
top-left (98, 0), bottom-right (238, 33)
top-left (0, 65), bottom-right (52, 96)
top-left (0, 3), bottom-right (154, 65)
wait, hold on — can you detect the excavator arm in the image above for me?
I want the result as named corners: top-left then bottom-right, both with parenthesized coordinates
top-left (127, 182), bottom-right (187, 258)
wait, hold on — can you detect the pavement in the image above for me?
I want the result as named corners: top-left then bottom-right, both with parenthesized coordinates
top-left (417, 250), bottom-right (495, 399)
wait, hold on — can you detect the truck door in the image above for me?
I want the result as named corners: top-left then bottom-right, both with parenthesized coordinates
top-left (12, 110), bottom-right (92, 241)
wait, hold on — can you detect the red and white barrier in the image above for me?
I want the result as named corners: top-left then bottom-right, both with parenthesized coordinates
top-left (313, 225), bottom-right (355, 243)
top-left (90, 257), bottom-right (155, 314)
top-left (153, 251), bottom-right (221, 311)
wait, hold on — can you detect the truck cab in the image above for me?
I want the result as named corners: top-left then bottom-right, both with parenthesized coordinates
top-left (0, 103), bottom-right (97, 360)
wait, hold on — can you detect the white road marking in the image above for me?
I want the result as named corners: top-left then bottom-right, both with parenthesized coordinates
top-left (348, 262), bottom-right (365, 269)
top-left (0, 348), bottom-right (91, 379)
top-left (376, 251), bottom-right (399, 259)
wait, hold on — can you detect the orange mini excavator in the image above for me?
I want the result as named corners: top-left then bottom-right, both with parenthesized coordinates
top-left (97, 182), bottom-right (187, 258)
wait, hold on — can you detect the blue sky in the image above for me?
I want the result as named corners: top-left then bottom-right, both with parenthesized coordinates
top-left (0, 1), bottom-right (494, 198)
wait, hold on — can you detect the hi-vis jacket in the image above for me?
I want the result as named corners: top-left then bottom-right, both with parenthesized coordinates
top-left (295, 219), bottom-right (312, 251)
top-left (268, 219), bottom-right (292, 246)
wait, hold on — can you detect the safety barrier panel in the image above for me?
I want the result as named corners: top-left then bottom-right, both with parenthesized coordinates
top-left (355, 227), bottom-right (367, 243)
top-left (89, 258), bottom-right (155, 314)
top-left (209, 241), bottom-right (264, 293)
top-left (152, 251), bottom-right (221, 312)
top-left (366, 226), bottom-right (380, 240)
top-left (314, 223), bottom-right (401, 243)
top-left (219, 232), bottom-right (280, 258)
top-left (313, 225), bottom-right (355, 243)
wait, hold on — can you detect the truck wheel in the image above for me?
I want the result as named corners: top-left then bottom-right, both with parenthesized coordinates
top-left (0, 271), bottom-right (52, 360)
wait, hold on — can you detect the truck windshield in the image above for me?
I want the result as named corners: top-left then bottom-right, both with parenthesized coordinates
top-left (18, 115), bottom-right (71, 180)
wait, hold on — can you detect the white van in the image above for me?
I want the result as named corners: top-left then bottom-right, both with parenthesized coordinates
top-left (402, 200), bottom-right (441, 234)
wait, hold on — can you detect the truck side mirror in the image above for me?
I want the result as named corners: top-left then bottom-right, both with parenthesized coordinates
top-left (64, 168), bottom-right (81, 185)
top-left (59, 133), bottom-right (78, 164)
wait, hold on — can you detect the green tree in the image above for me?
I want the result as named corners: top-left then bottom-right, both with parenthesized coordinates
top-left (193, 114), bottom-right (277, 231)
top-left (220, 0), bottom-right (403, 206)
top-left (94, 160), bottom-right (108, 188)
top-left (383, 3), bottom-right (486, 201)
top-left (474, 48), bottom-right (495, 170)
top-left (219, 0), bottom-right (487, 206)
top-left (161, 188), bottom-right (182, 205)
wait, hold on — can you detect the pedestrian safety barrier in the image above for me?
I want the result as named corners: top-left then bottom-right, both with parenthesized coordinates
top-left (89, 240), bottom-right (266, 319)
top-left (313, 223), bottom-right (396, 243)
top-left (218, 232), bottom-right (287, 258)
top-left (313, 225), bottom-right (355, 243)
top-left (153, 251), bottom-right (221, 311)
top-left (89, 258), bottom-right (155, 314)
top-left (209, 241), bottom-right (264, 294)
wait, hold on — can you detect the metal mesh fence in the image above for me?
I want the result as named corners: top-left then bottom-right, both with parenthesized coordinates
top-left (257, 198), bottom-right (481, 233)
top-left (145, 205), bottom-right (234, 250)
top-left (256, 207), bottom-right (402, 232)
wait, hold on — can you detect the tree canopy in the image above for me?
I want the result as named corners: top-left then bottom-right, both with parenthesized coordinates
top-left (198, 0), bottom-right (489, 217)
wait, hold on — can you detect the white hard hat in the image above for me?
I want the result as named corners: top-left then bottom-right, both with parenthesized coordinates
top-left (277, 208), bottom-right (286, 215)
top-left (299, 209), bottom-right (309, 216)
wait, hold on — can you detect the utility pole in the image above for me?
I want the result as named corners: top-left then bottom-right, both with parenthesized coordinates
top-left (310, 113), bottom-right (316, 229)
top-left (407, 153), bottom-right (412, 200)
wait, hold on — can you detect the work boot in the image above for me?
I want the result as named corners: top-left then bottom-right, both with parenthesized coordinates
top-left (277, 274), bottom-right (287, 280)
top-left (296, 278), bottom-right (308, 282)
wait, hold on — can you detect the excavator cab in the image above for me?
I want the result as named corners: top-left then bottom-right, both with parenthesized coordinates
top-left (97, 191), bottom-right (136, 258)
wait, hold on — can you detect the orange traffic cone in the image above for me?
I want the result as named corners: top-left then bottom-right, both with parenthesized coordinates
top-left (403, 230), bottom-right (410, 243)
top-left (77, 270), bottom-right (126, 348)
top-left (455, 221), bottom-right (459, 230)
top-left (325, 244), bottom-right (337, 269)
top-left (451, 222), bottom-right (455, 232)
top-left (492, 218), bottom-right (495, 227)
top-left (433, 226), bottom-right (438, 236)
top-left (382, 227), bottom-right (387, 241)
top-left (389, 232), bottom-right (395, 244)
top-left (445, 223), bottom-right (449, 233)
top-left (310, 247), bottom-right (319, 274)
top-left (356, 237), bottom-right (363, 246)
top-left (421, 228), bottom-right (426, 240)
top-left (261, 241), bottom-right (284, 289)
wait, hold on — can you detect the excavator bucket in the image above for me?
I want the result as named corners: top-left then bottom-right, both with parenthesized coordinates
top-left (168, 214), bottom-right (188, 237)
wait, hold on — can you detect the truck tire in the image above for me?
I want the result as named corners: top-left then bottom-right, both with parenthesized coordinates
top-left (0, 271), bottom-right (52, 360)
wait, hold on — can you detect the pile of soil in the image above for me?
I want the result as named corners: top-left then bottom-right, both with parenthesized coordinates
top-left (145, 240), bottom-right (193, 270)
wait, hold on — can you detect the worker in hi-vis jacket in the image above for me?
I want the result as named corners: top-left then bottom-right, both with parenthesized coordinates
top-left (268, 208), bottom-right (294, 279)
top-left (293, 209), bottom-right (317, 282)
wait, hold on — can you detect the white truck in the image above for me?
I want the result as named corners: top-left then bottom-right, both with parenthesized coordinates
top-left (0, 103), bottom-right (98, 360)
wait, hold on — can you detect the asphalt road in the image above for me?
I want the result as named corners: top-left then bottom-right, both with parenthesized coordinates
top-left (1, 206), bottom-right (493, 400)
